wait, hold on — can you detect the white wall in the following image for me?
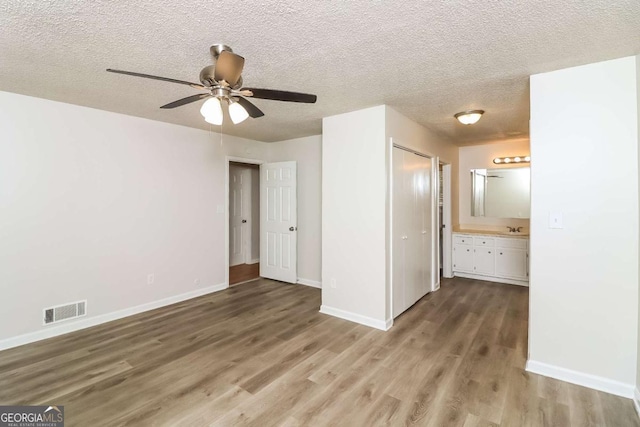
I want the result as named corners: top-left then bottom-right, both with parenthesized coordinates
top-left (528, 56), bottom-right (639, 396)
top-left (268, 135), bottom-right (322, 285)
top-left (637, 54), bottom-right (640, 394)
top-left (322, 106), bottom-right (388, 325)
top-left (0, 91), bottom-right (269, 344)
top-left (458, 139), bottom-right (530, 231)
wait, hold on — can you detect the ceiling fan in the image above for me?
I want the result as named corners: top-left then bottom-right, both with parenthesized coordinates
top-left (106, 44), bottom-right (317, 125)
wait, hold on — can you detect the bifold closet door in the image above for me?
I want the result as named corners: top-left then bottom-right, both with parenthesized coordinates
top-left (418, 155), bottom-right (433, 299)
top-left (392, 148), bottom-right (408, 318)
top-left (392, 147), bottom-right (434, 318)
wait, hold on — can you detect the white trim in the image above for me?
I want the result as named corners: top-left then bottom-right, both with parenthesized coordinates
top-left (526, 359), bottom-right (635, 398)
top-left (633, 388), bottom-right (640, 419)
top-left (320, 305), bottom-right (392, 331)
top-left (247, 258), bottom-right (260, 265)
top-left (453, 272), bottom-right (529, 287)
top-left (297, 278), bottom-right (321, 289)
top-left (0, 283), bottom-right (227, 352)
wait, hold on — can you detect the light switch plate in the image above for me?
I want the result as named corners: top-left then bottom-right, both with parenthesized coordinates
top-left (216, 204), bottom-right (224, 214)
top-left (549, 212), bottom-right (563, 229)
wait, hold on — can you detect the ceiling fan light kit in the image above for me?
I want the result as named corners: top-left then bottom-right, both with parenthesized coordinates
top-left (107, 44), bottom-right (317, 126)
top-left (228, 99), bottom-right (249, 124)
top-left (200, 97), bottom-right (223, 125)
top-left (454, 110), bottom-right (484, 125)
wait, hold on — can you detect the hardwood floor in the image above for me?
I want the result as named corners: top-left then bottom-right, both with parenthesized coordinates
top-left (0, 277), bottom-right (637, 426)
top-left (229, 263), bottom-right (260, 285)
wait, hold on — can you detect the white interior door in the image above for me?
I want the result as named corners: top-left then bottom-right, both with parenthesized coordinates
top-left (260, 161), bottom-right (297, 283)
top-left (392, 149), bottom-right (406, 317)
top-left (420, 155), bottom-right (433, 298)
top-left (392, 146), bottom-right (434, 318)
top-left (229, 165), bottom-right (246, 267)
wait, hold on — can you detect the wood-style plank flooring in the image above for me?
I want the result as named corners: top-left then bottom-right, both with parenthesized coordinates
top-left (229, 263), bottom-right (260, 285)
top-left (0, 277), bottom-right (637, 426)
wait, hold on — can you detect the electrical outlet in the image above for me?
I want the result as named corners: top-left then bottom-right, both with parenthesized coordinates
top-left (147, 274), bottom-right (154, 285)
top-left (194, 278), bottom-right (200, 286)
top-left (330, 278), bottom-right (337, 289)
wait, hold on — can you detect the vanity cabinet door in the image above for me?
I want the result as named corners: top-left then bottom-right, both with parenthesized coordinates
top-left (496, 248), bottom-right (528, 279)
top-left (474, 247), bottom-right (495, 275)
top-left (453, 244), bottom-right (473, 272)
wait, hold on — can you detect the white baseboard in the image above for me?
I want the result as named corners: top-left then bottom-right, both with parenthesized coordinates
top-left (320, 305), bottom-right (392, 331)
top-left (634, 388), bottom-right (640, 419)
top-left (526, 359), bottom-right (635, 398)
top-left (247, 258), bottom-right (260, 265)
top-left (297, 278), bottom-right (322, 289)
top-left (0, 283), bottom-right (227, 352)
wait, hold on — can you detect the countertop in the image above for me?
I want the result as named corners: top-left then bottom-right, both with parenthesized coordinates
top-left (452, 227), bottom-right (529, 238)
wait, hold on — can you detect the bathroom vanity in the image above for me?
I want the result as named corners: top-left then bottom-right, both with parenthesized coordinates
top-left (452, 230), bottom-right (529, 286)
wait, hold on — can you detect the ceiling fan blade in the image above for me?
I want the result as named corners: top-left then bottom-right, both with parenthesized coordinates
top-left (160, 93), bottom-right (210, 109)
top-left (237, 97), bottom-right (265, 118)
top-left (214, 51), bottom-right (245, 87)
top-left (243, 88), bottom-right (317, 103)
top-left (106, 69), bottom-right (207, 90)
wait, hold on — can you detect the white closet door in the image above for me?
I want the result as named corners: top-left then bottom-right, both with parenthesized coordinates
top-left (392, 149), bottom-right (407, 318)
top-left (392, 147), bottom-right (434, 318)
top-left (408, 150), bottom-right (423, 306)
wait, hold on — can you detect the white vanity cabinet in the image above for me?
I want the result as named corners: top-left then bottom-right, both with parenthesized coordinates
top-left (453, 233), bottom-right (529, 286)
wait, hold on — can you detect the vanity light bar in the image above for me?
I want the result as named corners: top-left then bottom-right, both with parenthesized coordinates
top-left (493, 155), bottom-right (531, 165)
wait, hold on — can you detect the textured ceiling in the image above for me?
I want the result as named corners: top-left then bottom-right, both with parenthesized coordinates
top-left (2, 1), bottom-right (640, 144)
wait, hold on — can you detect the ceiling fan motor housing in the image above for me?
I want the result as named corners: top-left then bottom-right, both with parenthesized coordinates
top-left (199, 65), bottom-right (217, 86)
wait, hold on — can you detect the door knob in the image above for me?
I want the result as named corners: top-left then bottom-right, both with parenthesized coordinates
top-left (242, 219), bottom-right (247, 223)
top-left (289, 226), bottom-right (295, 231)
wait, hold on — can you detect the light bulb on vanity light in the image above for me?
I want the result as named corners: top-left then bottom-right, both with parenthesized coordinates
top-left (200, 97), bottom-right (223, 125)
top-left (493, 155), bottom-right (531, 165)
top-left (228, 100), bottom-right (249, 124)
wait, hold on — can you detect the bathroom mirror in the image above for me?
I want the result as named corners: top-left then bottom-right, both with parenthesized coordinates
top-left (471, 167), bottom-right (530, 218)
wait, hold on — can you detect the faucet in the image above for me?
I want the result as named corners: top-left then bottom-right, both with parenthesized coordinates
top-left (507, 226), bottom-right (523, 233)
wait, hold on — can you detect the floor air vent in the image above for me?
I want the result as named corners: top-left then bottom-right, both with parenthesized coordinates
top-left (43, 300), bottom-right (87, 325)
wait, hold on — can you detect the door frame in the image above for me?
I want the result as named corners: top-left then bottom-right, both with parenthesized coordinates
top-left (225, 156), bottom-right (264, 288)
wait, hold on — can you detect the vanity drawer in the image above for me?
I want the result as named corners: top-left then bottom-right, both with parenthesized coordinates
top-left (473, 237), bottom-right (495, 247)
top-left (496, 237), bottom-right (528, 249)
top-left (453, 235), bottom-right (473, 245)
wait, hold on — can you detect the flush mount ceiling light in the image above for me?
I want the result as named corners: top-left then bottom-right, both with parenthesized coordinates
top-left (454, 110), bottom-right (484, 125)
top-left (106, 44), bottom-right (317, 126)
top-left (493, 155), bottom-right (531, 164)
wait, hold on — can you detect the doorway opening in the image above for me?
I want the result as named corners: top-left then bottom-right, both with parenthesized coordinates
top-left (439, 162), bottom-right (453, 280)
top-left (228, 161), bottom-right (261, 286)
